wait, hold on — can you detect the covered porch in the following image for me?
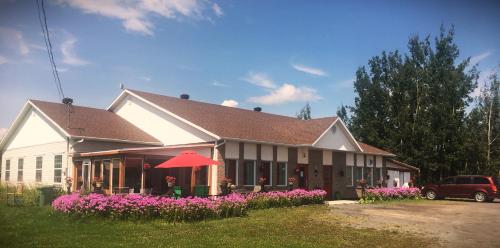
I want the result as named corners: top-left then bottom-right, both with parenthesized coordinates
top-left (71, 143), bottom-right (219, 196)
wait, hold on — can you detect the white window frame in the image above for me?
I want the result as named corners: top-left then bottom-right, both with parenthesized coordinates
top-left (54, 154), bottom-right (63, 184)
top-left (5, 159), bottom-right (10, 182)
top-left (17, 158), bottom-right (24, 182)
top-left (36, 156), bottom-right (43, 182)
top-left (243, 160), bottom-right (256, 186)
top-left (277, 162), bottom-right (288, 186)
top-left (346, 165), bottom-right (354, 186)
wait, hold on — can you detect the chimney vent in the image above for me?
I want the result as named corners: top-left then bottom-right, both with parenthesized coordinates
top-left (62, 97), bottom-right (73, 105)
top-left (253, 107), bottom-right (262, 112)
top-left (180, 94), bottom-right (190, 100)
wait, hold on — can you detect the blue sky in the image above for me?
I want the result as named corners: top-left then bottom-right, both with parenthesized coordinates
top-left (1, 0), bottom-right (499, 134)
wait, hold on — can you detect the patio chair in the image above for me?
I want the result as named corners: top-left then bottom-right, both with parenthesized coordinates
top-left (194, 185), bottom-right (209, 198)
top-left (172, 186), bottom-right (182, 199)
top-left (253, 185), bottom-right (262, 193)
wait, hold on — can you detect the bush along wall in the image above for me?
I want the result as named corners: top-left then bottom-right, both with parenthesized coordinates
top-left (360, 187), bottom-right (422, 203)
top-left (52, 189), bottom-right (327, 222)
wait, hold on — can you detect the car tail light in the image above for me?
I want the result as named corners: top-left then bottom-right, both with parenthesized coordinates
top-left (491, 182), bottom-right (497, 192)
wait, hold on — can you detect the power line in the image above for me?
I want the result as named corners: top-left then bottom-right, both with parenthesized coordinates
top-left (36, 0), bottom-right (64, 100)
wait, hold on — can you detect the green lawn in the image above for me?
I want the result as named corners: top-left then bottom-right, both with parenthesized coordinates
top-left (0, 204), bottom-right (435, 248)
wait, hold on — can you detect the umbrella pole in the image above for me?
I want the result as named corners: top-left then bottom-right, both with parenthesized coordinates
top-left (191, 167), bottom-right (196, 195)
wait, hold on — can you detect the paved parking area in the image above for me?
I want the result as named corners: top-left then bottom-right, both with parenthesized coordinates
top-left (328, 199), bottom-right (500, 248)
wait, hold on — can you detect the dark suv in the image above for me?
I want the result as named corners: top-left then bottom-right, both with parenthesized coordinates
top-left (422, 175), bottom-right (498, 202)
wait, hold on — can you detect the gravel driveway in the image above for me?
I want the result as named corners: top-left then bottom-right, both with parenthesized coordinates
top-left (328, 199), bottom-right (500, 248)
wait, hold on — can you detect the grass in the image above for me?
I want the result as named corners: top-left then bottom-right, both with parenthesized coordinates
top-left (0, 204), bottom-right (435, 248)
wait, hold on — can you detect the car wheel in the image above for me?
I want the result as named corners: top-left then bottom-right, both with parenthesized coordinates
top-left (425, 190), bottom-right (437, 200)
top-left (474, 192), bottom-right (487, 202)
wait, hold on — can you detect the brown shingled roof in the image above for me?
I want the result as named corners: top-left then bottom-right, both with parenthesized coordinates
top-left (358, 142), bottom-right (395, 156)
top-left (127, 89), bottom-right (336, 145)
top-left (30, 100), bottom-right (160, 144)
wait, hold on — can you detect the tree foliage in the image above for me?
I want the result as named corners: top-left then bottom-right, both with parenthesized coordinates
top-left (297, 102), bottom-right (312, 120)
top-left (348, 26), bottom-right (500, 182)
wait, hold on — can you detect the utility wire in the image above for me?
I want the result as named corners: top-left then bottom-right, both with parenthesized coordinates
top-left (36, 0), bottom-right (65, 100)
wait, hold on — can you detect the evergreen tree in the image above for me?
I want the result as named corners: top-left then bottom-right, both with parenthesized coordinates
top-left (296, 102), bottom-right (312, 120)
top-left (349, 26), bottom-right (479, 182)
top-left (336, 104), bottom-right (351, 127)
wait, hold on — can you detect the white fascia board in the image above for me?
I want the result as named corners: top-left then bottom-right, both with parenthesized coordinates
top-left (311, 118), bottom-right (363, 152)
top-left (115, 89), bottom-right (220, 140)
top-left (106, 90), bottom-right (127, 111)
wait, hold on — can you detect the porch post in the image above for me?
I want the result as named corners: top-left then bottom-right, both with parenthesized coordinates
top-left (140, 156), bottom-right (145, 193)
top-left (210, 148), bottom-right (219, 196)
top-left (119, 157), bottom-right (125, 188)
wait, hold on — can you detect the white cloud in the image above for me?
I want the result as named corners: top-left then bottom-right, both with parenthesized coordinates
top-left (212, 80), bottom-right (226, 87)
top-left (212, 3), bottom-right (223, 17)
top-left (221, 99), bottom-right (238, 107)
top-left (0, 55), bottom-right (8, 65)
top-left (248, 83), bottom-right (321, 105)
top-left (55, 0), bottom-right (223, 36)
top-left (0, 27), bottom-right (31, 55)
top-left (61, 37), bottom-right (89, 66)
top-left (242, 72), bottom-right (276, 89)
top-left (139, 76), bottom-right (151, 81)
top-left (331, 78), bottom-right (355, 89)
top-left (471, 67), bottom-right (499, 97)
top-left (470, 51), bottom-right (492, 65)
top-left (292, 63), bottom-right (327, 77)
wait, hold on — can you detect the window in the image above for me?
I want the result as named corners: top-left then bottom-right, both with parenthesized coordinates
top-left (455, 177), bottom-right (472, 184)
top-left (365, 167), bottom-right (373, 186)
top-left (243, 160), bottom-right (255, 185)
top-left (224, 159), bottom-right (238, 185)
top-left (473, 177), bottom-right (490, 185)
top-left (354, 166), bottom-right (363, 185)
top-left (94, 160), bottom-right (102, 179)
top-left (36, 157), bottom-right (43, 182)
top-left (277, 162), bottom-right (287, 186)
top-left (112, 159), bottom-right (120, 189)
top-left (373, 168), bottom-right (381, 186)
top-left (260, 161), bottom-right (271, 185)
top-left (346, 165), bottom-right (353, 186)
top-left (54, 155), bottom-right (62, 183)
top-left (5, 159), bottom-right (10, 182)
top-left (17, 158), bottom-right (23, 182)
top-left (442, 177), bottom-right (455, 184)
top-left (103, 160), bottom-right (111, 189)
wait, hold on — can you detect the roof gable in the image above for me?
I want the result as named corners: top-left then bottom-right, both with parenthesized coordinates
top-left (1, 105), bottom-right (66, 150)
top-left (112, 89), bottom-right (337, 145)
top-left (312, 119), bottom-right (361, 151)
top-left (24, 100), bottom-right (160, 145)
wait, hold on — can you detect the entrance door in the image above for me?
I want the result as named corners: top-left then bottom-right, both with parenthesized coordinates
top-left (297, 164), bottom-right (308, 189)
top-left (74, 161), bottom-right (83, 191)
top-left (322, 165), bottom-right (332, 200)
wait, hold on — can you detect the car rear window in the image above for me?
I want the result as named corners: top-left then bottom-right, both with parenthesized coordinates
top-left (456, 177), bottom-right (472, 184)
top-left (473, 177), bottom-right (490, 184)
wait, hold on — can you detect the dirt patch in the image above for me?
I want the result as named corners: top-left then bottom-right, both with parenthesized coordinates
top-left (324, 199), bottom-right (500, 248)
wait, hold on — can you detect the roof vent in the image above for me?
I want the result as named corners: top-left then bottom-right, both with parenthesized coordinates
top-left (180, 94), bottom-right (190, 100)
top-left (62, 97), bottom-right (73, 105)
top-left (253, 107), bottom-right (262, 112)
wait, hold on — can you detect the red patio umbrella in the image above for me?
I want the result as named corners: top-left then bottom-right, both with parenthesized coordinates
top-left (155, 150), bottom-right (220, 193)
top-left (155, 150), bottom-right (220, 168)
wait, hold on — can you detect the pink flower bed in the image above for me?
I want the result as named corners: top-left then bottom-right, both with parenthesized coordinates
top-left (52, 189), bottom-right (326, 221)
top-left (52, 193), bottom-right (247, 221)
top-left (246, 189), bottom-right (327, 209)
top-left (362, 187), bottom-right (422, 202)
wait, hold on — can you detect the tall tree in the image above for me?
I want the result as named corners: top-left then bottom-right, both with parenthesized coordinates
top-left (336, 104), bottom-right (351, 127)
top-left (349, 26), bottom-right (479, 182)
top-left (296, 102), bottom-right (312, 120)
